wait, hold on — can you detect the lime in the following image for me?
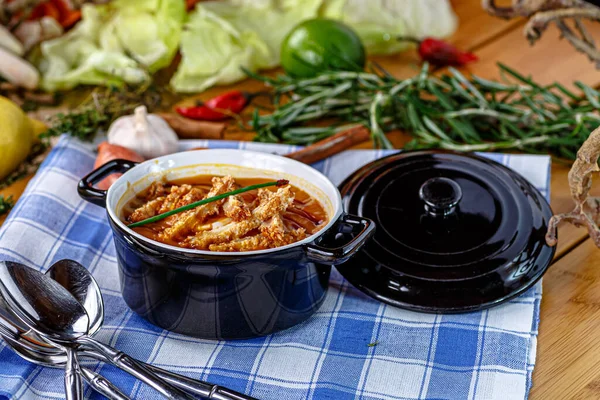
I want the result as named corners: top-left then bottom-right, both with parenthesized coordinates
top-left (281, 18), bottom-right (366, 78)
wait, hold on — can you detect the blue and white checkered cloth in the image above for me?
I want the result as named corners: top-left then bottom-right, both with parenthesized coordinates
top-left (0, 136), bottom-right (550, 400)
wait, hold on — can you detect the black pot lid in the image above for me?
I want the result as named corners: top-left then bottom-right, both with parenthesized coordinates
top-left (336, 150), bottom-right (555, 313)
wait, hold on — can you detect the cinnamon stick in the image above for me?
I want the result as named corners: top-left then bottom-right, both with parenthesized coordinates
top-left (157, 112), bottom-right (226, 140)
top-left (285, 125), bottom-right (371, 164)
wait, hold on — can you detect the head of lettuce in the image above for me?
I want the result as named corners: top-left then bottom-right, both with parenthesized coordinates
top-left (37, 0), bottom-right (185, 91)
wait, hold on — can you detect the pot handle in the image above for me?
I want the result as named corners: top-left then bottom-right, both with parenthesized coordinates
top-left (305, 214), bottom-right (375, 265)
top-left (78, 159), bottom-right (138, 208)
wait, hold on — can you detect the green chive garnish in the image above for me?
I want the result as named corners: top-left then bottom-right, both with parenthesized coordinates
top-left (127, 179), bottom-right (289, 228)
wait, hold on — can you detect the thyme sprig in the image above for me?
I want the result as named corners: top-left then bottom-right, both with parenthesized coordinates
top-left (246, 63), bottom-right (600, 159)
top-left (0, 142), bottom-right (48, 190)
top-left (42, 83), bottom-right (165, 142)
top-left (0, 195), bottom-right (14, 216)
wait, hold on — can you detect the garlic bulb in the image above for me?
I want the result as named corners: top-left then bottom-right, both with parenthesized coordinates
top-left (107, 105), bottom-right (179, 159)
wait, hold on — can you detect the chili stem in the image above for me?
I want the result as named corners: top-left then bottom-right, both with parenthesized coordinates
top-left (128, 180), bottom-right (289, 228)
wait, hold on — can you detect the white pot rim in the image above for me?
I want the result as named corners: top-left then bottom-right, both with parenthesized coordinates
top-left (105, 149), bottom-right (344, 256)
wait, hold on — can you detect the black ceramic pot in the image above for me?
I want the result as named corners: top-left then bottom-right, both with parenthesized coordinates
top-left (78, 150), bottom-right (374, 340)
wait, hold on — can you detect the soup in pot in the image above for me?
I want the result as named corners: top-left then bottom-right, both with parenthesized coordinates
top-left (122, 175), bottom-right (328, 252)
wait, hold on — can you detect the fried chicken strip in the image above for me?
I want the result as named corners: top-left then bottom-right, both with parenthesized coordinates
top-left (145, 181), bottom-right (167, 199)
top-left (208, 214), bottom-right (306, 252)
top-left (160, 176), bottom-right (236, 241)
top-left (260, 213), bottom-right (306, 246)
top-left (187, 186), bottom-right (294, 249)
top-left (158, 185), bottom-right (193, 214)
top-left (126, 182), bottom-right (170, 223)
top-left (175, 187), bottom-right (206, 208)
top-left (223, 195), bottom-right (251, 221)
top-left (208, 234), bottom-right (265, 252)
top-left (128, 196), bottom-right (166, 223)
top-left (128, 184), bottom-right (193, 223)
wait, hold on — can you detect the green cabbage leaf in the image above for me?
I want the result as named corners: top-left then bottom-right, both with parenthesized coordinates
top-left (38, 0), bottom-right (185, 91)
top-left (170, 0), bottom-right (321, 92)
top-left (320, 0), bottom-right (458, 54)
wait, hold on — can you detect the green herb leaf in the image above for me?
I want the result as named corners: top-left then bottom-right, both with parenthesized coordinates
top-left (0, 195), bottom-right (14, 216)
top-left (42, 84), bottom-right (165, 142)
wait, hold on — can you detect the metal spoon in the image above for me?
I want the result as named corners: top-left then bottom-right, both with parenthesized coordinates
top-left (0, 261), bottom-right (194, 400)
top-left (47, 259), bottom-right (256, 400)
top-left (1, 313), bottom-right (251, 400)
top-left (0, 260), bottom-right (256, 400)
top-left (0, 265), bottom-right (126, 399)
top-left (0, 318), bottom-right (130, 399)
top-left (0, 311), bottom-right (255, 400)
top-left (46, 259), bottom-right (100, 400)
top-left (46, 259), bottom-right (104, 399)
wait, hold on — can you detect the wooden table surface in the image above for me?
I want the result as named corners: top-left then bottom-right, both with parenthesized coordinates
top-left (2, 1), bottom-right (600, 398)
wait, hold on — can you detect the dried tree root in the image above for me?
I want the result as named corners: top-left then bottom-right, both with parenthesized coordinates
top-left (482, 0), bottom-right (600, 68)
top-left (555, 20), bottom-right (600, 67)
top-left (546, 125), bottom-right (600, 246)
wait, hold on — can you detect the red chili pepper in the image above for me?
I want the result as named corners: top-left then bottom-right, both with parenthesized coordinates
top-left (186, 0), bottom-right (202, 11)
top-left (50, 0), bottom-right (70, 17)
top-left (49, 0), bottom-right (81, 28)
top-left (399, 37), bottom-right (478, 67)
top-left (28, 2), bottom-right (60, 21)
top-left (175, 90), bottom-right (254, 121)
top-left (59, 9), bottom-right (81, 28)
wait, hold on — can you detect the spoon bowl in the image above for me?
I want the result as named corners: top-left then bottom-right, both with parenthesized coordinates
top-left (0, 261), bottom-right (90, 341)
top-left (47, 260), bottom-right (104, 335)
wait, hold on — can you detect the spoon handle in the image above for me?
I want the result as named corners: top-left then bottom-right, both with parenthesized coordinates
top-left (80, 367), bottom-right (130, 400)
top-left (78, 336), bottom-right (195, 400)
top-left (79, 349), bottom-right (257, 400)
top-left (143, 365), bottom-right (257, 400)
top-left (65, 348), bottom-right (84, 400)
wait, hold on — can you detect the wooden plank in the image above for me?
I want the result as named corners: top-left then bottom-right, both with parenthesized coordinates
top-left (531, 239), bottom-right (600, 399)
top-left (471, 20), bottom-right (600, 89)
top-left (0, 174), bottom-right (34, 225)
top-left (449, 0), bottom-right (524, 50)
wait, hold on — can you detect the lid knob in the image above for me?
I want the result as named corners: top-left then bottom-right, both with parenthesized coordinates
top-left (419, 177), bottom-right (462, 217)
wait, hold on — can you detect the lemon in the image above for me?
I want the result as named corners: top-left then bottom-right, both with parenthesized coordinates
top-left (0, 96), bottom-right (34, 180)
top-left (28, 117), bottom-right (48, 143)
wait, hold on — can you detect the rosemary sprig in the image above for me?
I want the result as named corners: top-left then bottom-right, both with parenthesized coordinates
top-left (128, 180), bottom-right (289, 228)
top-left (246, 63), bottom-right (600, 159)
top-left (0, 195), bottom-right (14, 216)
